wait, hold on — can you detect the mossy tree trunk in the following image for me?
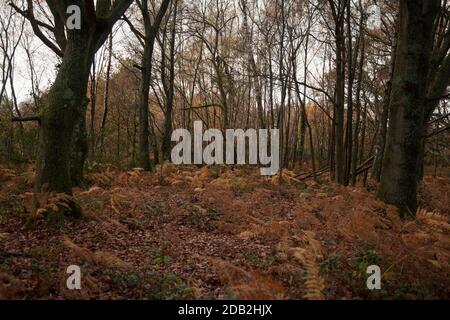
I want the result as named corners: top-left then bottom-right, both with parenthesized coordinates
top-left (12, 0), bottom-right (134, 193)
top-left (35, 34), bottom-right (93, 193)
top-left (377, 0), bottom-right (440, 215)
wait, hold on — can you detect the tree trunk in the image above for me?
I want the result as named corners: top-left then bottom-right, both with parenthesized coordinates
top-left (377, 0), bottom-right (440, 215)
top-left (162, 0), bottom-right (178, 160)
top-left (344, 0), bottom-right (354, 186)
top-left (372, 38), bottom-right (397, 182)
top-left (328, 0), bottom-right (346, 185)
top-left (35, 35), bottom-right (92, 193)
top-left (16, 0), bottom-right (134, 195)
top-left (298, 32), bottom-right (310, 164)
top-left (99, 34), bottom-right (113, 159)
top-left (138, 35), bottom-right (153, 171)
top-left (417, 21), bottom-right (450, 180)
top-left (334, 30), bottom-right (346, 185)
top-left (70, 110), bottom-right (88, 187)
top-left (137, 0), bottom-right (171, 170)
top-left (240, 0), bottom-right (265, 129)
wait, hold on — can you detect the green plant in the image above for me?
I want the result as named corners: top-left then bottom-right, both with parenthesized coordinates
top-left (150, 201), bottom-right (162, 215)
top-left (153, 273), bottom-right (193, 300)
top-left (392, 282), bottom-right (431, 300)
top-left (232, 177), bottom-right (251, 195)
top-left (110, 269), bottom-right (193, 299)
top-left (154, 255), bottom-right (173, 266)
top-left (111, 270), bottom-right (146, 288)
top-left (148, 244), bottom-right (173, 266)
top-left (352, 243), bottom-right (381, 278)
top-left (189, 207), bottom-right (220, 231)
top-left (45, 210), bottom-right (66, 228)
top-left (320, 251), bottom-right (342, 273)
top-left (30, 258), bottom-right (49, 275)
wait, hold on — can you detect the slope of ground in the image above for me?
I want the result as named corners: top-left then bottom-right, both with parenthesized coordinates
top-left (0, 164), bottom-right (449, 299)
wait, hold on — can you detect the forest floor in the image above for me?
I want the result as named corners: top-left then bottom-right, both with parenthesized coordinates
top-left (0, 163), bottom-right (449, 300)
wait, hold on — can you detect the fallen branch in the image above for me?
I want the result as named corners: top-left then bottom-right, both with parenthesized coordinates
top-left (355, 156), bottom-right (375, 176)
top-left (297, 156), bottom-right (375, 182)
top-left (297, 165), bottom-right (330, 181)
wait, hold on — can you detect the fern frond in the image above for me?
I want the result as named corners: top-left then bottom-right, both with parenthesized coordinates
top-left (416, 208), bottom-right (448, 222)
top-left (292, 231), bottom-right (326, 300)
top-left (417, 208), bottom-right (450, 231)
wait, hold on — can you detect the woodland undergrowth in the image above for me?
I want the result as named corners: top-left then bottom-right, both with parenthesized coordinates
top-left (0, 164), bottom-right (449, 299)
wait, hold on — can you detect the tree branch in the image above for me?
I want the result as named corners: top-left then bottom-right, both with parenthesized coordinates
top-left (12, 116), bottom-right (41, 123)
top-left (9, 0), bottom-right (63, 57)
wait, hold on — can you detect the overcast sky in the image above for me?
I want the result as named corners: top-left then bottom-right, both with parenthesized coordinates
top-left (4, 1), bottom-right (381, 105)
